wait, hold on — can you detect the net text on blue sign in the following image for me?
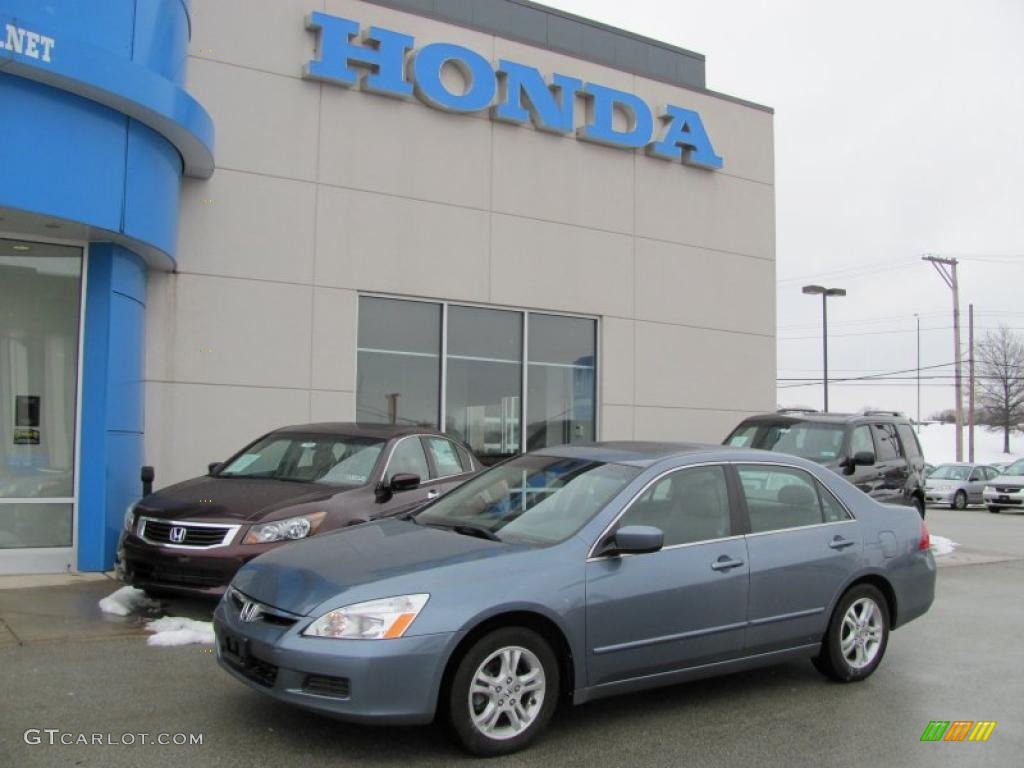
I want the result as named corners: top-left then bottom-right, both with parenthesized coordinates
top-left (303, 12), bottom-right (723, 170)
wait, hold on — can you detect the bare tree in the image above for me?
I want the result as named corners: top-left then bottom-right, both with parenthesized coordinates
top-left (976, 326), bottom-right (1024, 453)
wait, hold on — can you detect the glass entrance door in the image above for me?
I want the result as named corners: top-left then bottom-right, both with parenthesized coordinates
top-left (0, 238), bottom-right (83, 572)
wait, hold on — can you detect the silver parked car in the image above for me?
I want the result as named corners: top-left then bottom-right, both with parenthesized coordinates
top-left (924, 463), bottom-right (1001, 509)
top-left (214, 442), bottom-right (936, 756)
top-left (984, 458), bottom-right (1024, 513)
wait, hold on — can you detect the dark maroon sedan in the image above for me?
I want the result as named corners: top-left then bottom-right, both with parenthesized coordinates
top-left (120, 423), bottom-right (478, 597)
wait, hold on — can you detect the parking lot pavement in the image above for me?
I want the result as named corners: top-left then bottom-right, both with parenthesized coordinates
top-left (2, 511), bottom-right (1022, 768)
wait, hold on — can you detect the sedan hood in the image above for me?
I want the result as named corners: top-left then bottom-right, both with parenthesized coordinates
top-left (137, 476), bottom-right (340, 522)
top-left (231, 518), bottom-right (521, 615)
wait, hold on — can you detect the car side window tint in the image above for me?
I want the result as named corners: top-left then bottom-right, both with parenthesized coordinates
top-left (986, 467), bottom-right (999, 480)
top-left (738, 465), bottom-right (825, 533)
top-left (427, 437), bottom-right (465, 478)
top-left (895, 425), bottom-right (922, 459)
top-left (620, 466), bottom-right (731, 546)
top-left (819, 486), bottom-right (851, 523)
top-left (849, 425), bottom-right (873, 456)
top-left (388, 438), bottom-right (431, 481)
top-left (872, 424), bottom-right (900, 461)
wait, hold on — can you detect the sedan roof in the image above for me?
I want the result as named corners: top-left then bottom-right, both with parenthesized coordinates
top-left (269, 422), bottom-right (444, 439)
top-left (535, 441), bottom-right (724, 467)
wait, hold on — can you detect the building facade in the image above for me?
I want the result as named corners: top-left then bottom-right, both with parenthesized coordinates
top-left (0, 0), bottom-right (775, 574)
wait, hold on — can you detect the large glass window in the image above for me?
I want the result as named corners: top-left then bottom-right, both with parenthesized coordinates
top-left (446, 306), bottom-right (522, 463)
top-left (356, 297), bottom-right (598, 464)
top-left (0, 239), bottom-right (82, 549)
top-left (357, 298), bottom-right (440, 427)
top-left (527, 314), bottom-right (596, 451)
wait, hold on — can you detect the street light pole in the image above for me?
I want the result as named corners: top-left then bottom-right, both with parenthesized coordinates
top-left (802, 285), bottom-right (847, 412)
top-left (915, 313), bottom-right (921, 431)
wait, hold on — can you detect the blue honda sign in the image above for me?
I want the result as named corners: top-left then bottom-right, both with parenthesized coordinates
top-left (304, 12), bottom-right (723, 170)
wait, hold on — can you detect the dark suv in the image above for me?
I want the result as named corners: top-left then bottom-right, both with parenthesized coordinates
top-left (724, 410), bottom-right (927, 517)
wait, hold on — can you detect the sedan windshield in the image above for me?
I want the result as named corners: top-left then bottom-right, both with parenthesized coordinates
top-left (218, 434), bottom-right (385, 486)
top-left (929, 465), bottom-right (971, 481)
top-left (726, 421), bottom-right (846, 463)
top-left (414, 454), bottom-right (640, 545)
top-left (1002, 459), bottom-right (1024, 476)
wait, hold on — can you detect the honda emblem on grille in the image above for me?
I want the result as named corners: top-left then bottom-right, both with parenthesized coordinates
top-left (169, 526), bottom-right (187, 544)
top-left (240, 601), bottom-right (262, 623)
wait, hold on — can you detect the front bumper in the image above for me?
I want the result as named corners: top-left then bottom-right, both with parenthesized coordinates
top-left (923, 488), bottom-right (957, 505)
top-left (213, 597), bottom-right (457, 725)
top-left (983, 489), bottom-right (1024, 507)
top-left (122, 534), bottom-right (277, 597)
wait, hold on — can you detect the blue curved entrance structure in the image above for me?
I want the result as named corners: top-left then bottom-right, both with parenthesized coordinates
top-left (0, 0), bottom-right (213, 570)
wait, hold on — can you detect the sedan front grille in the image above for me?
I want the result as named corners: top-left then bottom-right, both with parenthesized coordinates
top-left (993, 486), bottom-right (1023, 494)
top-left (141, 518), bottom-right (236, 548)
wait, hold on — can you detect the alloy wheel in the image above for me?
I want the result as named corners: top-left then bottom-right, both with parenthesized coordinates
top-left (468, 645), bottom-right (546, 740)
top-left (840, 597), bottom-right (884, 670)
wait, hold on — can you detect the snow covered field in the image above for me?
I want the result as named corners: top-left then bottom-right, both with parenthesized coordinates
top-left (915, 423), bottom-right (1021, 466)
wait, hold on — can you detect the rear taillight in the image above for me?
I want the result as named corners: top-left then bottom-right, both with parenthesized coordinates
top-left (918, 520), bottom-right (931, 551)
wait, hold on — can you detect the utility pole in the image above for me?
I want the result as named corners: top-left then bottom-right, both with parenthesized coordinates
top-left (915, 313), bottom-right (921, 432)
top-left (922, 255), bottom-right (963, 461)
top-left (968, 303), bottom-right (975, 462)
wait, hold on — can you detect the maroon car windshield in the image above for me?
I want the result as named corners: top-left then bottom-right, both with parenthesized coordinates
top-left (218, 434), bottom-right (385, 487)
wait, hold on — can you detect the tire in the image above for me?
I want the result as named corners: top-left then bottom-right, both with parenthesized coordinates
top-left (988, 506), bottom-right (1002, 514)
top-left (812, 584), bottom-right (890, 683)
top-left (447, 627), bottom-right (560, 756)
top-left (952, 490), bottom-right (967, 510)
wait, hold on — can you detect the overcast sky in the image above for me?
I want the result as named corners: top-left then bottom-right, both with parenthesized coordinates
top-left (546, 0), bottom-right (1024, 424)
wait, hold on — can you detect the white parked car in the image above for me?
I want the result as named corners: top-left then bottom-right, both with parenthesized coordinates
top-left (983, 458), bottom-right (1024, 513)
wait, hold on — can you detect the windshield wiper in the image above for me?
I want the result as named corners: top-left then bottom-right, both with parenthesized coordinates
top-left (420, 520), bottom-right (502, 542)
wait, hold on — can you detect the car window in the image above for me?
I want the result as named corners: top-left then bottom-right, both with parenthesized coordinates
top-left (849, 425), bottom-right (873, 456)
top-left (872, 424), bottom-right (901, 461)
top-left (986, 467), bottom-right (999, 480)
top-left (388, 437), bottom-right (431, 481)
top-left (219, 434), bottom-right (385, 486)
top-left (895, 425), bottom-right (922, 459)
top-left (426, 437), bottom-right (466, 478)
top-left (727, 421), bottom-right (845, 462)
top-left (820, 486), bottom-right (851, 523)
top-left (738, 465), bottom-right (832, 533)
top-left (619, 466), bottom-right (731, 546)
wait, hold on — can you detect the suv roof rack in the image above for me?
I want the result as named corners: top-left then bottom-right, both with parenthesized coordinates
top-left (776, 408), bottom-right (819, 414)
top-left (862, 410), bottom-right (905, 417)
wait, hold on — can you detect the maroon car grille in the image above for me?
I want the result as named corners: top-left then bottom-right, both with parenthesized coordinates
top-left (143, 519), bottom-right (231, 547)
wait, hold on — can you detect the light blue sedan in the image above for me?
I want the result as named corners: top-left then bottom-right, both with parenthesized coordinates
top-left (214, 442), bottom-right (936, 755)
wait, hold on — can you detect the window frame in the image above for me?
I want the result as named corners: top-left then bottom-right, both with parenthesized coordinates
top-left (733, 462), bottom-right (856, 537)
top-left (587, 462), bottom-right (745, 560)
top-left (356, 293), bottom-right (600, 457)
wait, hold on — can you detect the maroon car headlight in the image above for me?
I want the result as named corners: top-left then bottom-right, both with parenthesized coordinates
top-left (242, 511), bottom-right (327, 545)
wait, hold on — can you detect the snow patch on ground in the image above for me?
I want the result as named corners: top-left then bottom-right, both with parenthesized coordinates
top-left (145, 616), bottom-right (216, 646)
top-left (916, 423), bottom-right (1021, 465)
top-left (931, 535), bottom-right (958, 557)
top-left (98, 586), bottom-right (160, 616)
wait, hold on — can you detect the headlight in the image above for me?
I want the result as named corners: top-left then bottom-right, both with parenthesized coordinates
top-left (303, 594), bottom-right (429, 640)
top-left (242, 511), bottom-right (326, 544)
top-left (124, 505), bottom-right (136, 532)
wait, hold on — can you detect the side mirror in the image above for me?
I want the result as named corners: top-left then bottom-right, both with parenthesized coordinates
top-left (842, 451), bottom-right (876, 474)
top-left (208, 462), bottom-right (223, 476)
top-left (375, 473), bottom-right (421, 503)
top-left (599, 525), bottom-right (664, 557)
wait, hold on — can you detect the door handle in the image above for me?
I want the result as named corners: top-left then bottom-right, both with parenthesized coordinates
top-left (710, 557), bottom-right (745, 572)
top-left (829, 536), bottom-right (855, 550)
top-left (426, 489), bottom-right (440, 499)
